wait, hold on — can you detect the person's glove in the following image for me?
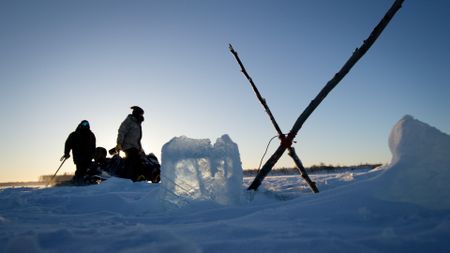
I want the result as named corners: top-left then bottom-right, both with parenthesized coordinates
top-left (60, 154), bottom-right (70, 161)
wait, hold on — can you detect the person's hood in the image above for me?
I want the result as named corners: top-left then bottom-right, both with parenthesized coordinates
top-left (128, 114), bottom-right (144, 123)
top-left (76, 120), bottom-right (91, 131)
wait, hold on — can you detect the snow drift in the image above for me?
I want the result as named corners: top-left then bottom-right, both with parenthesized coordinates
top-left (375, 115), bottom-right (450, 210)
top-left (160, 135), bottom-right (243, 206)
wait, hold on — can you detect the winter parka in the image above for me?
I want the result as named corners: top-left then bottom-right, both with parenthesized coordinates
top-left (117, 114), bottom-right (143, 151)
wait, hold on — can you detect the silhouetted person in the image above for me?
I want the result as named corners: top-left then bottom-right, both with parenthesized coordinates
top-left (115, 106), bottom-right (145, 181)
top-left (62, 120), bottom-right (96, 185)
top-left (86, 147), bottom-right (110, 176)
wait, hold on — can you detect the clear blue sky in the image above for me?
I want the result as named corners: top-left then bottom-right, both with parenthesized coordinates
top-left (1, 0), bottom-right (449, 182)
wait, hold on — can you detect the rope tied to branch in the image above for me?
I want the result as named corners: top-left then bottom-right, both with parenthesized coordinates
top-left (279, 133), bottom-right (296, 149)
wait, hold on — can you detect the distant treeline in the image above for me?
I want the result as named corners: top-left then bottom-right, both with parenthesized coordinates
top-left (0, 181), bottom-right (46, 187)
top-left (1, 164), bottom-right (383, 186)
top-left (0, 173), bottom-right (74, 187)
top-left (243, 163), bottom-right (383, 176)
top-left (39, 173), bottom-right (73, 183)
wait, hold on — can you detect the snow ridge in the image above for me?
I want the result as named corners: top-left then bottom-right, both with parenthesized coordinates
top-left (377, 115), bottom-right (450, 210)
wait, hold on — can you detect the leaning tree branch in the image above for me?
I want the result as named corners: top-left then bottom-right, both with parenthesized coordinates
top-left (229, 44), bottom-right (319, 193)
top-left (248, 0), bottom-right (405, 190)
top-left (229, 44), bottom-right (284, 136)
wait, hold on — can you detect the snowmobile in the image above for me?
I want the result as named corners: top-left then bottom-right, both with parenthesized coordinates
top-left (54, 153), bottom-right (161, 186)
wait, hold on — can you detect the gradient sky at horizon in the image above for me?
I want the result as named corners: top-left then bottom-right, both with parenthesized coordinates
top-left (1, 0), bottom-right (449, 182)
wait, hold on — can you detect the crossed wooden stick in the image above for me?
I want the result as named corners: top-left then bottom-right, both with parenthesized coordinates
top-left (230, 0), bottom-right (404, 192)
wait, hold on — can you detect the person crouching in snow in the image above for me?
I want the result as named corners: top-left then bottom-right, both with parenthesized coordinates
top-left (86, 147), bottom-right (110, 176)
top-left (115, 106), bottom-right (146, 181)
top-left (61, 120), bottom-right (96, 185)
top-left (84, 147), bottom-right (112, 184)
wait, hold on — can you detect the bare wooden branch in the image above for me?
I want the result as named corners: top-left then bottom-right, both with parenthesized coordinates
top-left (229, 44), bottom-right (319, 193)
top-left (229, 44), bottom-right (284, 136)
top-left (288, 147), bottom-right (319, 193)
top-left (248, 0), bottom-right (404, 191)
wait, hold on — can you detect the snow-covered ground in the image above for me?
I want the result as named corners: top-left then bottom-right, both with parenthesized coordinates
top-left (1, 115), bottom-right (449, 253)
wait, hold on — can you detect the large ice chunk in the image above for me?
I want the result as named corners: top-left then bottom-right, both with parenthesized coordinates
top-left (160, 135), bottom-right (243, 206)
